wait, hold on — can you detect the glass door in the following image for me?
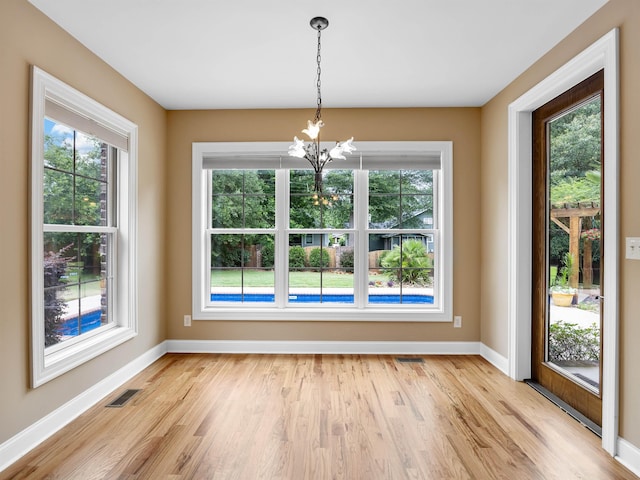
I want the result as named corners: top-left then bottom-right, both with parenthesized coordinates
top-left (532, 70), bottom-right (603, 427)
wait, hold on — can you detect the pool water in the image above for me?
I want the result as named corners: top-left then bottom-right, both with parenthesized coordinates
top-left (210, 293), bottom-right (434, 304)
top-left (60, 309), bottom-right (103, 336)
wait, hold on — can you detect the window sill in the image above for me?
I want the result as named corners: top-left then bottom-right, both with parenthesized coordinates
top-left (194, 306), bottom-right (451, 322)
top-left (35, 326), bottom-right (137, 387)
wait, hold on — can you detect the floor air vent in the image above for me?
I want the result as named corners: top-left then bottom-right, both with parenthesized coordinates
top-left (396, 357), bottom-right (424, 363)
top-left (106, 389), bottom-right (140, 408)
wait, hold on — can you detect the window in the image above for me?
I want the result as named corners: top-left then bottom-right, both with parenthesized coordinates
top-left (30, 67), bottom-right (138, 387)
top-left (192, 141), bottom-right (452, 321)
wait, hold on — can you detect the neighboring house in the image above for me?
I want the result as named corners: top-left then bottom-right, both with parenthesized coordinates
top-left (369, 208), bottom-right (434, 253)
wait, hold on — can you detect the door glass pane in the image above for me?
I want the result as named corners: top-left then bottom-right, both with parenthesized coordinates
top-left (546, 95), bottom-right (601, 393)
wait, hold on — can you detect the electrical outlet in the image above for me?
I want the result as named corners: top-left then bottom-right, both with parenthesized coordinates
top-left (184, 315), bottom-right (191, 327)
top-left (453, 316), bottom-right (462, 328)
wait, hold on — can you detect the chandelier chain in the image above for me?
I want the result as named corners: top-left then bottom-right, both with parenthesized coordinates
top-left (314, 27), bottom-right (322, 123)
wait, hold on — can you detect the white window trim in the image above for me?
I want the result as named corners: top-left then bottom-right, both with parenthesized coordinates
top-left (192, 141), bottom-right (452, 322)
top-left (30, 66), bottom-right (138, 387)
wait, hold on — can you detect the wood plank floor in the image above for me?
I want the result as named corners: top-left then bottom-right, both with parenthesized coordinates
top-left (2, 354), bottom-right (637, 479)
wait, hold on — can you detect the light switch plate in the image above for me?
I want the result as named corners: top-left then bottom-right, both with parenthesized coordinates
top-left (626, 237), bottom-right (640, 260)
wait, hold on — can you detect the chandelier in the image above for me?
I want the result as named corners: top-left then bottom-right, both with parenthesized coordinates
top-left (288, 16), bottom-right (356, 193)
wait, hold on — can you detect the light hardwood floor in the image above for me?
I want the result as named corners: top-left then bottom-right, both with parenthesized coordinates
top-left (2, 354), bottom-right (637, 479)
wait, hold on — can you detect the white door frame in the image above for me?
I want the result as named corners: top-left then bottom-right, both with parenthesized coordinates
top-left (507, 29), bottom-right (619, 454)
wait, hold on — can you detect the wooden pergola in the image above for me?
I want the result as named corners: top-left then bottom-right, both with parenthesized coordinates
top-left (550, 201), bottom-right (600, 288)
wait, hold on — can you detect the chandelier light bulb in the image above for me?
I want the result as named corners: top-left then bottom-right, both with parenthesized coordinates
top-left (302, 120), bottom-right (323, 140)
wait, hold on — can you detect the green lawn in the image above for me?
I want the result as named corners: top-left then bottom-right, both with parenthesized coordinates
top-left (60, 274), bottom-right (103, 301)
top-left (211, 269), bottom-right (383, 288)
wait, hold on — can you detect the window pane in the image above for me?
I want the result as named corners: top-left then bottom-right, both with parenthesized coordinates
top-left (210, 268), bottom-right (275, 303)
top-left (75, 177), bottom-right (107, 226)
top-left (290, 170), bottom-right (353, 229)
top-left (74, 132), bottom-right (107, 181)
top-left (245, 195), bottom-right (274, 228)
top-left (289, 170), bottom-right (314, 194)
top-left (369, 195), bottom-right (400, 228)
top-left (369, 170), bottom-right (434, 230)
top-left (324, 194), bottom-right (353, 229)
top-left (244, 234), bottom-right (273, 267)
top-left (211, 170), bottom-right (275, 228)
top-left (400, 270), bottom-right (434, 304)
top-left (289, 268), bottom-right (354, 304)
top-left (252, 170), bottom-right (275, 195)
top-left (44, 285), bottom-right (70, 347)
top-left (211, 234), bottom-right (244, 268)
top-left (290, 194), bottom-right (322, 228)
top-left (212, 170), bottom-right (243, 194)
top-left (401, 195), bottom-right (433, 228)
top-left (212, 195), bottom-right (243, 228)
top-left (369, 170), bottom-right (400, 194)
top-left (44, 169), bottom-right (73, 224)
top-left (368, 234), bottom-right (434, 304)
top-left (210, 234), bottom-right (275, 303)
top-left (44, 119), bottom-right (73, 172)
top-left (43, 232), bottom-right (109, 347)
top-left (401, 170), bottom-right (433, 194)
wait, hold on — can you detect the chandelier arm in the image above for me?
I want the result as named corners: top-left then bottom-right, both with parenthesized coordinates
top-left (319, 150), bottom-right (333, 170)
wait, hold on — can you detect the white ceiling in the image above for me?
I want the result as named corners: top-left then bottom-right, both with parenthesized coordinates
top-left (29, 0), bottom-right (608, 110)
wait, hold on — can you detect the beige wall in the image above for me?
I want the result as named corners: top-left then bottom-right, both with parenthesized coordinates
top-left (166, 108), bottom-right (481, 341)
top-left (0, 0), bottom-right (167, 444)
top-left (480, 0), bottom-right (640, 445)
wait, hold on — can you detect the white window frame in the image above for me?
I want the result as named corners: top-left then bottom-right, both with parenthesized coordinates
top-left (30, 66), bottom-right (138, 387)
top-left (193, 141), bottom-right (452, 322)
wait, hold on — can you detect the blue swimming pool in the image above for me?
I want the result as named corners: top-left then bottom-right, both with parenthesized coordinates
top-left (210, 293), bottom-right (433, 304)
top-left (60, 309), bottom-right (103, 336)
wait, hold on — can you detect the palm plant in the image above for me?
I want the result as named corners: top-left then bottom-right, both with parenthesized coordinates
top-left (380, 239), bottom-right (432, 286)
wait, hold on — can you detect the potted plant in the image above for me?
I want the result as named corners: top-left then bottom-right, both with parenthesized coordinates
top-left (550, 252), bottom-right (577, 307)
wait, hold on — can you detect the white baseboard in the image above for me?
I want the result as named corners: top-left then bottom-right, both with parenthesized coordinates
top-left (479, 343), bottom-right (509, 375)
top-left (617, 437), bottom-right (640, 477)
top-left (166, 340), bottom-right (511, 376)
top-left (0, 341), bottom-right (168, 473)
top-left (166, 339), bottom-right (483, 355)
top-left (7, 339), bottom-right (634, 476)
